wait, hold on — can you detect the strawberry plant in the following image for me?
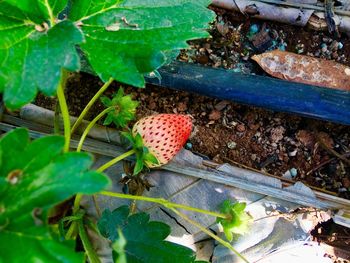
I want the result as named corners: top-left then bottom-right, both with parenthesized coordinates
top-left (0, 128), bottom-right (110, 262)
top-left (0, 0), bottom-right (251, 262)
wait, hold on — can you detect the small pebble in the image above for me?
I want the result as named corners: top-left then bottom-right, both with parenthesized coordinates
top-left (249, 24), bottom-right (259, 34)
top-left (271, 142), bottom-right (278, 148)
top-left (290, 168), bottom-right (298, 178)
top-left (278, 42), bottom-right (287, 51)
top-left (322, 37), bottom-right (332, 43)
top-left (177, 102), bottom-right (188, 112)
top-left (251, 154), bottom-right (257, 161)
top-left (209, 110), bottom-right (221, 121)
top-left (329, 40), bottom-right (339, 51)
top-left (338, 42), bottom-right (344, 49)
top-left (288, 149), bottom-right (298, 157)
top-left (342, 178), bottom-right (350, 188)
top-left (185, 142), bottom-right (193, 150)
top-left (295, 43), bottom-right (304, 54)
top-left (236, 124), bottom-right (246, 132)
top-left (227, 141), bottom-right (237, 149)
top-left (321, 43), bottom-right (327, 53)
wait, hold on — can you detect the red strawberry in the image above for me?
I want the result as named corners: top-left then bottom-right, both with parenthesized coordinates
top-left (132, 114), bottom-right (192, 167)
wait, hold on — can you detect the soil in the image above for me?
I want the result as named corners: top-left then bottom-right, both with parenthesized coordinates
top-left (35, 6), bottom-right (350, 259)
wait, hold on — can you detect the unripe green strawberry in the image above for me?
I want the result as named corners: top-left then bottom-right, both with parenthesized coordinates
top-left (132, 114), bottom-right (192, 167)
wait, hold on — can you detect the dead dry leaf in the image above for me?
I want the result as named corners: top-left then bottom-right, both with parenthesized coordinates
top-left (252, 50), bottom-right (350, 91)
top-left (296, 130), bottom-right (315, 149)
top-left (317, 132), bottom-right (334, 149)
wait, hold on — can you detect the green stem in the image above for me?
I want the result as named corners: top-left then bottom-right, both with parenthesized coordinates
top-left (65, 221), bottom-right (77, 240)
top-left (92, 195), bottom-right (101, 217)
top-left (65, 193), bottom-right (84, 240)
top-left (99, 191), bottom-right (227, 219)
top-left (73, 193), bottom-right (83, 214)
top-left (54, 101), bottom-right (61, 135)
top-left (96, 149), bottom-right (136, 172)
top-left (77, 219), bottom-right (101, 263)
top-left (57, 70), bottom-right (70, 152)
top-left (76, 107), bottom-right (114, 152)
top-left (170, 208), bottom-right (250, 263)
top-left (71, 78), bottom-right (114, 134)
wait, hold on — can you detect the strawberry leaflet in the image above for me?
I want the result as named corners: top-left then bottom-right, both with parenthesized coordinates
top-left (98, 206), bottom-right (202, 263)
top-left (0, 0), bottom-right (214, 109)
top-left (70, 0), bottom-right (215, 87)
top-left (0, 128), bottom-right (111, 262)
top-left (0, 2), bottom-right (83, 110)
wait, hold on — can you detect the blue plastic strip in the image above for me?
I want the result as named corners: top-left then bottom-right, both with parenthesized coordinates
top-left (145, 62), bottom-right (350, 125)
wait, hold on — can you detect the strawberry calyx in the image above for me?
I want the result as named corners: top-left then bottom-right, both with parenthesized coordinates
top-left (216, 200), bottom-right (253, 242)
top-left (101, 88), bottom-right (139, 128)
top-left (121, 132), bottom-right (159, 175)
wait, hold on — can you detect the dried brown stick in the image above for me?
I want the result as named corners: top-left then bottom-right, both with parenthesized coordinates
top-left (307, 152), bottom-right (350, 175)
top-left (316, 133), bottom-right (350, 166)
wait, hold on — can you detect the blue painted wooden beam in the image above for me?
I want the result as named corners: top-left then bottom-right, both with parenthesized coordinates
top-left (145, 62), bottom-right (350, 125)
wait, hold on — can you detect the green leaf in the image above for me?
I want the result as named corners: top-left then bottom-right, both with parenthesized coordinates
top-left (143, 152), bottom-right (159, 167)
top-left (0, 128), bottom-right (111, 262)
top-left (68, 0), bottom-right (124, 22)
top-left (3, 0), bottom-right (68, 20)
top-left (98, 206), bottom-right (130, 241)
top-left (98, 206), bottom-right (199, 263)
top-left (0, 231), bottom-right (84, 263)
top-left (50, 0), bottom-right (69, 16)
top-left (120, 131), bottom-right (134, 145)
top-left (133, 157), bottom-right (144, 175)
top-left (2, 0), bottom-right (49, 23)
top-left (103, 114), bottom-right (114, 126)
top-left (77, 0), bottom-right (215, 87)
top-left (216, 201), bottom-right (252, 242)
top-left (0, 20), bottom-right (84, 109)
top-left (1, 1), bottom-right (213, 109)
top-left (134, 133), bottom-right (143, 149)
top-left (100, 96), bottom-right (112, 107)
